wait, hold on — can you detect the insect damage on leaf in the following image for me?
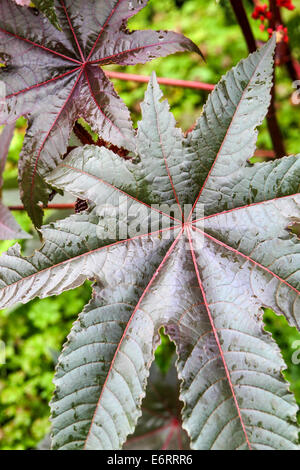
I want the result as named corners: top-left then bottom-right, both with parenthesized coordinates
top-left (0, 37), bottom-right (299, 450)
top-left (288, 218), bottom-right (300, 239)
top-left (0, 0), bottom-right (201, 227)
top-left (32, 1), bottom-right (61, 29)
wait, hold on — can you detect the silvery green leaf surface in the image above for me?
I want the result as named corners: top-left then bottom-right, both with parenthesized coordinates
top-left (0, 0), bottom-right (201, 226)
top-left (0, 37), bottom-right (299, 450)
top-left (39, 362), bottom-right (189, 450)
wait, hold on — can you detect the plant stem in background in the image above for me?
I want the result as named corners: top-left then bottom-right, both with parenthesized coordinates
top-left (267, 0), bottom-right (286, 157)
top-left (268, 0), bottom-right (300, 81)
top-left (229, 0), bottom-right (257, 52)
top-left (105, 70), bottom-right (215, 91)
top-left (8, 204), bottom-right (75, 211)
top-left (230, 0), bottom-right (286, 157)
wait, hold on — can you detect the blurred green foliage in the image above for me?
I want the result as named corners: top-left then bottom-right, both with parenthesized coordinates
top-left (0, 0), bottom-right (299, 449)
top-left (264, 309), bottom-right (300, 414)
top-left (3, 117), bottom-right (27, 190)
top-left (0, 283), bottom-right (92, 449)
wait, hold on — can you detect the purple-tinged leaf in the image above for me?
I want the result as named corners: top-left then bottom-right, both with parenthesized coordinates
top-left (0, 0), bottom-right (201, 226)
top-left (0, 122), bottom-right (15, 187)
top-left (0, 122), bottom-right (30, 240)
top-left (0, 202), bottom-right (30, 239)
top-left (79, 66), bottom-right (136, 147)
top-left (89, 29), bottom-right (201, 65)
top-left (33, 1), bottom-right (61, 29)
top-left (124, 362), bottom-right (190, 450)
top-left (14, 0), bottom-right (62, 31)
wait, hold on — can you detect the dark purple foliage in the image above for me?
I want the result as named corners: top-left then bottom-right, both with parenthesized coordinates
top-left (0, 0), bottom-right (201, 226)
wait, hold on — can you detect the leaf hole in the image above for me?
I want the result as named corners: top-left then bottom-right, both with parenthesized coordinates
top-left (155, 326), bottom-right (176, 374)
top-left (287, 218), bottom-right (300, 240)
top-left (263, 307), bottom-right (300, 424)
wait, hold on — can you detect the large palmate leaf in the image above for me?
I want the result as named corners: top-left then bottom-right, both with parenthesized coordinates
top-left (0, 0), bottom-right (201, 227)
top-left (0, 37), bottom-right (299, 450)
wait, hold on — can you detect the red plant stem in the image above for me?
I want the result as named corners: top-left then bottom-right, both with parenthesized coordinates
top-left (229, 0), bottom-right (257, 52)
top-left (9, 204), bottom-right (75, 211)
top-left (254, 149), bottom-right (275, 158)
top-left (269, 1), bottom-right (279, 35)
top-left (266, 0), bottom-right (286, 157)
top-left (251, 0), bottom-right (300, 80)
top-left (105, 70), bottom-right (215, 91)
top-left (270, 0), bottom-right (300, 81)
top-left (266, 71), bottom-right (286, 158)
top-left (230, 0), bottom-right (286, 158)
top-left (291, 60), bottom-right (300, 80)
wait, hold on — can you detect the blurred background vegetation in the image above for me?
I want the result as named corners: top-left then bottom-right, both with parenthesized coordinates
top-left (0, 0), bottom-right (299, 449)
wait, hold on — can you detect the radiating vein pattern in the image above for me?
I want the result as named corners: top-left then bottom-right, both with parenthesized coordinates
top-left (51, 236), bottom-right (176, 450)
top-left (183, 231), bottom-right (299, 450)
top-left (0, 0), bottom-right (200, 226)
top-left (0, 36), bottom-right (299, 450)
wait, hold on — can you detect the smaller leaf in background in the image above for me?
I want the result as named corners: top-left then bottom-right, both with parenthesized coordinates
top-left (0, 122), bottom-right (15, 187)
top-left (37, 434), bottom-right (51, 450)
top-left (0, 122), bottom-right (31, 240)
top-left (0, 203), bottom-right (31, 239)
top-left (124, 361), bottom-right (190, 450)
top-left (0, 0), bottom-right (202, 227)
